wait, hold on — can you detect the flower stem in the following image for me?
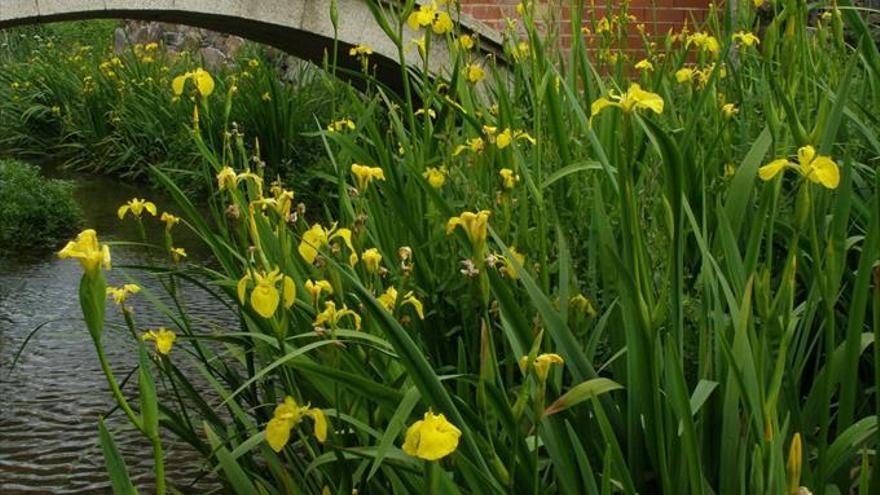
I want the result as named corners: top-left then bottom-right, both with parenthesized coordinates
top-left (91, 333), bottom-right (143, 432)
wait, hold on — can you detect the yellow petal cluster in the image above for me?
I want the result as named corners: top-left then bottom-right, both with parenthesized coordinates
top-left (499, 168), bottom-right (519, 189)
top-left (117, 198), bottom-right (157, 220)
top-left (58, 229), bottom-right (112, 277)
top-left (298, 223), bottom-right (358, 266)
top-left (142, 327), bottom-right (177, 355)
top-left (265, 396), bottom-right (327, 452)
top-left (453, 137), bottom-right (485, 156)
top-left (171, 67), bottom-right (215, 97)
top-left (378, 286), bottom-right (425, 320)
top-left (732, 31), bottom-right (760, 47)
top-left (590, 83), bottom-right (664, 120)
top-left (406, 2), bottom-right (453, 34)
top-left (327, 118), bottom-right (356, 132)
top-left (687, 32), bottom-right (720, 56)
top-left (305, 279), bottom-right (333, 304)
top-left (237, 268), bottom-right (296, 319)
top-left (350, 164), bottom-right (386, 192)
top-left (758, 145), bottom-right (840, 189)
top-left (465, 64), bottom-right (485, 83)
top-left (519, 353), bottom-right (565, 381)
top-left (106, 284), bottom-right (141, 305)
top-left (423, 167), bottom-right (447, 188)
top-left (447, 210), bottom-right (491, 249)
top-left (170, 247), bottom-right (187, 263)
top-left (402, 411), bottom-right (461, 460)
top-left (634, 58), bottom-right (654, 72)
top-left (160, 212), bottom-right (180, 231)
top-left (314, 301), bottom-right (362, 330)
top-left (362, 248), bottom-right (383, 273)
top-left (496, 246), bottom-right (525, 278)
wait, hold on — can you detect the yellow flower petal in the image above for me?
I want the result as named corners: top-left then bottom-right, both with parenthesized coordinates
top-left (590, 97), bottom-right (618, 119)
top-left (806, 155), bottom-right (840, 189)
top-left (402, 412), bottom-right (461, 461)
top-left (797, 145), bottom-right (817, 168)
top-left (283, 276), bottom-right (297, 308)
top-left (193, 68), bottom-right (215, 96)
top-left (758, 159), bottom-right (792, 181)
top-left (237, 274), bottom-right (250, 304)
top-left (171, 74), bottom-right (187, 96)
top-left (306, 408), bottom-right (328, 443)
top-left (265, 417), bottom-right (291, 452)
top-left (250, 284), bottom-right (280, 318)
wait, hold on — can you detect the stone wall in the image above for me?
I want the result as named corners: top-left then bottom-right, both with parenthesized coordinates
top-left (115, 20), bottom-right (247, 67)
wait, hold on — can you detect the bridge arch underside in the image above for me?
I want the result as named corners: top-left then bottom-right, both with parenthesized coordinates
top-left (0, 6), bottom-right (417, 92)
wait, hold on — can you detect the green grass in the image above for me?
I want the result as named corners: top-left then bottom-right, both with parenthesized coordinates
top-left (41, 0), bottom-right (880, 494)
top-left (0, 159), bottom-right (83, 254)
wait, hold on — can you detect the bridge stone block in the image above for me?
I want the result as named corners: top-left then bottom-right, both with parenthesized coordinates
top-left (241, 0), bottom-right (305, 30)
top-left (39, 0), bottom-right (106, 16)
top-left (0, 0), bottom-right (39, 20)
top-left (182, 0), bottom-right (243, 18)
top-left (107, 0), bottom-right (175, 11)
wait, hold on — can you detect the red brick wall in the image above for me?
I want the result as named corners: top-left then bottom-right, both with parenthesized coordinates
top-left (459, 0), bottom-right (712, 50)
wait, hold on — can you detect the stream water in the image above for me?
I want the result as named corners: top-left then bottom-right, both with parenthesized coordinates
top-left (0, 169), bottom-right (231, 493)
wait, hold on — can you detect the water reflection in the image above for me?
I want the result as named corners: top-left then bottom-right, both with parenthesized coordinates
top-left (0, 171), bottom-right (231, 493)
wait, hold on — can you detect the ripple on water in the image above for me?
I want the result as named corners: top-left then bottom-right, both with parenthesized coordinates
top-left (1, 174), bottom-right (234, 494)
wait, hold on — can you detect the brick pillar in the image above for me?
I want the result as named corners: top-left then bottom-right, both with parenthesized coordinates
top-left (458, 0), bottom-right (712, 42)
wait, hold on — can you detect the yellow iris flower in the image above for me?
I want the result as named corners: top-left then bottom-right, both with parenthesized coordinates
top-left (687, 32), bottom-right (720, 55)
top-left (142, 327), bottom-right (177, 355)
top-left (423, 167), bottom-right (447, 188)
top-left (237, 269), bottom-right (296, 319)
top-left (499, 169), bottom-right (519, 189)
top-left (327, 118), bottom-right (356, 132)
top-left (465, 64), bottom-right (485, 83)
top-left (362, 248), bottom-right (383, 273)
top-left (117, 198), bottom-right (157, 220)
top-left (314, 301), bottom-right (362, 330)
top-left (487, 128), bottom-right (536, 149)
top-left (675, 67), bottom-right (697, 83)
top-left (590, 83), bottom-right (664, 121)
top-left (447, 210), bottom-right (491, 249)
top-left (348, 45), bottom-right (373, 57)
top-left (721, 103), bottom-right (739, 118)
top-left (496, 246), bottom-right (525, 279)
top-left (758, 145), bottom-right (840, 189)
top-left (406, 2), bottom-right (453, 34)
top-left (160, 212), bottom-right (180, 231)
top-left (570, 294), bottom-right (598, 317)
top-left (453, 137), bottom-right (485, 156)
top-left (216, 166), bottom-right (263, 195)
top-left (305, 279), bottom-right (333, 304)
top-left (265, 396), bottom-right (327, 452)
top-left (733, 31), bottom-right (760, 47)
top-left (106, 284), bottom-right (141, 305)
top-left (350, 164), bottom-right (386, 192)
top-left (519, 352), bottom-right (565, 381)
top-left (171, 67), bottom-right (215, 97)
top-left (634, 58), bottom-right (654, 71)
top-left (378, 286), bottom-right (425, 320)
top-left (170, 247), bottom-right (187, 263)
top-left (58, 229), bottom-right (111, 277)
top-left (298, 223), bottom-right (358, 266)
top-left (458, 34), bottom-right (475, 50)
top-left (402, 411), bottom-right (461, 461)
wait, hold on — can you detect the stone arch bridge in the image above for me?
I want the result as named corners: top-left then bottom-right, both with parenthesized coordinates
top-left (0, 0), bottom-right (499, 91)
